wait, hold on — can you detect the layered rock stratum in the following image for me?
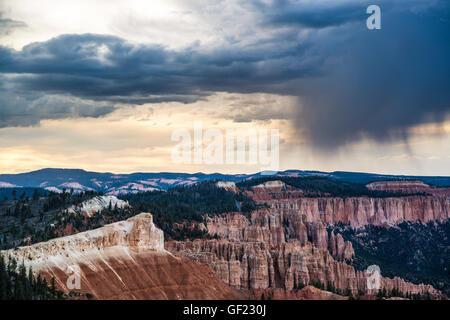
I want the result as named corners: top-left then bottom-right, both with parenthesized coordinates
top-left (245, 181), bottom-right (450, 227)
top-left (168, 180), bottom-right (449, 299)
top-left (167, 214), bottom-right (441, 298)
top-left (2, 180), bottom-right (447, 300)
top-left (2, 213), bottom-right (242, 300)
top-left (366, 180), bottom-right (450, 195)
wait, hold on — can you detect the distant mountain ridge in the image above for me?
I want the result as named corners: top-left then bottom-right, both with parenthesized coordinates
top-left (0, 168), bottom-right (449, 195)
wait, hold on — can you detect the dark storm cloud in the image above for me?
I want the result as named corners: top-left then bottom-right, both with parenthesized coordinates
top-left (249, 0), bottom-right (369, 28)
top-left (0, 0), bottom-right (449, 150)
top-left (292, 1), bottom-right (450, 148)
top-left (0, 32), bottom-right (320, 129)
top-left (246, 0), bottom-right (450, 148)
top-left (0, 31), bottom-right (320, 127)
top-left (0, 84), bottom-right (115, 128)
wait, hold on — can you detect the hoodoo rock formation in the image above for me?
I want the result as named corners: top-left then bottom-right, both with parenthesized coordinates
top-left (2, 213), bottom-right (242, 300)
top-left (168, 180), bottom-right (449, 299)
top-left (270, 196), bottom-right (449, 227)
top-left (203, 210), bottom-right (354, 259)
top-left (167, 213), bottom-right (441, 298)
top-left (366, 180), bottom-right (450, 196)
top-left (2, 179), bottom-right (446, 300)
top-left (245, 182), bottom-right (450, 227)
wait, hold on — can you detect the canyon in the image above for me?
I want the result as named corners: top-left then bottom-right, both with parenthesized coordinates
top-left (166, 180), bottom-right (449, 299)
top-left (1, 179), bottom-right (448, 300)
top-left (167, 212), bottom-right (441, 298)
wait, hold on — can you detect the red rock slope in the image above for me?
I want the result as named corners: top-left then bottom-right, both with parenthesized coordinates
top-left (2, 213), bottom-right (242, 300)
top-left (246, 181), bottom-right (450, 227)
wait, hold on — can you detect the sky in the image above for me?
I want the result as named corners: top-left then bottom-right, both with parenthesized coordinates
top-left (0, 0), bottom-right (449, 175)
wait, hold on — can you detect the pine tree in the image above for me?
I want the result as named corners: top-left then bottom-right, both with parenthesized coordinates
top-left (0, 255), bottom-right (7, 300)
top-left (32, 189), bottom-right (39, 201)
top-left (345, 288), bottom-right (354, 299)
top-left (50, 277), bottom-right (56, 298)
top-left (377, 289), bottom-right (383, 300)
top-left (42, 278), bottom-right (48, 300)
top-left (0, 254), bottom-right (63, 300)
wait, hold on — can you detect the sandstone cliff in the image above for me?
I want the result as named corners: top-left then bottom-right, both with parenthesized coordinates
top-left (246, 182), bottom-right (450, 227)
top-left (4, 213), bottom-right (164, 270)
top-left (166, 180), bottom-right (448, 299)
top-left (366, 180), bottom-right (450, 196)
top-left (2, 213), bottom-right (242, 300)
top-left (205, 210), bottom-right (354, 260)
top-left (167, 208), bottom-right (443, 298)
top-left (167, 238), bottom-right (440, 298)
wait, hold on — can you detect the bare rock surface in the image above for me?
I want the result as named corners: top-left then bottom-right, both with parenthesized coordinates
top-left (168, 207), bottom-right (444, 298)
top-left (247, 183), bottom-right (450, 227)
top-left (2, 213), bottom-right (243, 300)
top-left (67, 195), bottom-right (129, 217)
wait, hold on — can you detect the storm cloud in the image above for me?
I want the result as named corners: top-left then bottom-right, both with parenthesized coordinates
top-left (0, 0), bottom-right (449, 149)
top-left (0, 33), bottom-right (317, 98)
top-left (250, 0), bottom-right (371, 28)
top-left (0, 85), bottom-right (115, 128)
top-left (292, 1), bottom-right (450, 148)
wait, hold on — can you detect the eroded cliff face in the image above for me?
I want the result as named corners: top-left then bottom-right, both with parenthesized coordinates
top-left (167, 208), bottom-right (443, 298)
top-left (245, 182), bottom-right (450, 228)
top-left (265, 196), bottom-right (449, 227)
top-left (204, 210), bottom-right (354, 260)
top-left (36, 251), bottom-right (242, 300)
top-left (167, 235), bottom-right (440, 298)
top-left (366, 180), bottom-right (450, 196)
top-left (2, 213), bottom-right (243, 300)
top-left (164, 181), bottom-right (448, 299)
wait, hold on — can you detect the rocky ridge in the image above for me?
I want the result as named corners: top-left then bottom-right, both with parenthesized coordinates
top-left (3, 213), bottom-right (164, 271)
top-left (2, 213), bottom-right (241, 299)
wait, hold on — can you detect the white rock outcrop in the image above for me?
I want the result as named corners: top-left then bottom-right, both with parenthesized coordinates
top-left (2, 213), bottom-right (164, 272)
top-left (67, 195), bottom-right (129, 217)
top-left (216, 181), bottom-right (237, 192)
